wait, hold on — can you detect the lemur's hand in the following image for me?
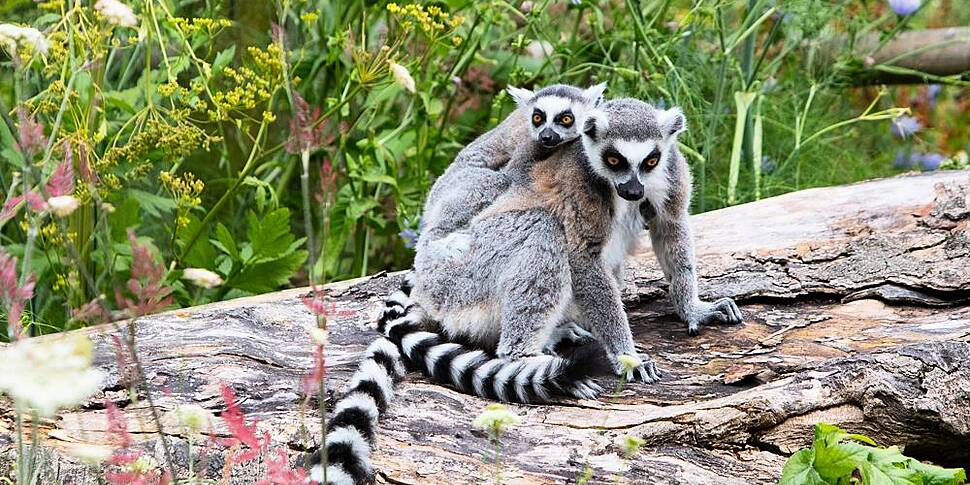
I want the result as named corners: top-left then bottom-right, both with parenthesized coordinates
top-left (611, 352), bottom-right (662, 384)
top-left (542, 322), bottom-right (595, 355)
top-left (687, 297), bottom-right (742, 336)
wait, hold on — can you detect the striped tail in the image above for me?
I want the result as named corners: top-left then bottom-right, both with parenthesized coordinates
top-left (377, 289), bottom-right (603, 404)
top-left (309, 337), bottom-right (406, 485)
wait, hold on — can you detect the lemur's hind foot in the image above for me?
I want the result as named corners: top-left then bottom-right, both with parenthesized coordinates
top-left (378, 290), bottom-right (603, 403)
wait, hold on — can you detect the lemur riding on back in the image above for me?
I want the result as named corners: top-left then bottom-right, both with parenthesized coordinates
top-left (417, 83), bottom-right (606, 248)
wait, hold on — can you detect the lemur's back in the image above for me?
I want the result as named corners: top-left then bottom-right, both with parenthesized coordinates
top-left (477, 141), bottom-right (614, 256)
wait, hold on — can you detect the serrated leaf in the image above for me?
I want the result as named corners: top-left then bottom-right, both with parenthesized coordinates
top-left (231, 249), bottom-right (307, 293)
top-left (908, 459), bottom-right (966, 485)
top-left (860, 460), bottom-right (922, 485)
top-left (212, 223), bottom-right (239, 261)
top-left (130, 189), bottom-right (177, 217)
top-left (816, 442), bottom-right (870, 481)
top-left (780, 449), bottom-right (827, 485)
top-left (246, 208), bottom-right (297, 261)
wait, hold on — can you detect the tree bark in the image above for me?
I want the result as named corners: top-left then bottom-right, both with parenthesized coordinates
top-left (1, 170), bottom-right (969, 484)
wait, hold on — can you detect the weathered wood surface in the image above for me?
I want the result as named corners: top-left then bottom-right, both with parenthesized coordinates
top-left (2, 170), bottom-right (969, 484)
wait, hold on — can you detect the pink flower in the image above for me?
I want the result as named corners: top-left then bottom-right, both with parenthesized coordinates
top-left (302, 345), bottom-right (326, 395)
top-left (256, 448), bottom-right (310, 485)
top-left (116, 230), bottom-right (173, 317)
top-left (220, 384), bottom-right (269, 464)
top-left (0, 249), bottom-right (35, 340)
top-left (285, 91), bottom-right (328, 154)
top-left (15, 108), bottom-right (45, 159)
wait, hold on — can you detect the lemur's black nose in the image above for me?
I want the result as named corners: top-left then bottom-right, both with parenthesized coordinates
top-left (539, 128), bottom-right (560, 147)
top-left (617, 178), bottom-right (644, 201)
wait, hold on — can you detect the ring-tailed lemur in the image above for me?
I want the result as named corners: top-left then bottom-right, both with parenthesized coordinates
top-left (417, 83), bottom-right (606, 248)
top-left (308, 84), bottom-right (607, 485)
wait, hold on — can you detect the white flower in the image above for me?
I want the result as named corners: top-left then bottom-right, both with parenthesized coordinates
top-left (182, 268), bottom-right (223, 288)
top-left (95, 0), bottom-right (138, 28)
top-left (388, 61), bottom-right (416, 93)
top-left (473, 403), bottom-right (519, 437)
top-left (172, 404), bottom-right (213, 434)
top-left (64, 443), bottom-right (113, 464)
top-left (47, 195), bottom-right (80, 217)
top-left (0, 24), bottom-right (50, 56)
top-left (0, 334), bottom-right (104, 417)
top-left (525, 40), bottom-right (553, 60)
top-left (303, 322), bottom-right (328, 346)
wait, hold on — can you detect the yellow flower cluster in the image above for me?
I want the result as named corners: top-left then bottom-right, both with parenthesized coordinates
top-left (300, 11), bottom-right (320, 24)
top-left (168, 17), bottom-right (232, 34)
top-left (209, 44), bottom-right (283, 121)
top-left (386, 3), bottom-right (464, 36)
top-left (160, 170), bottom-right (204, 228)
top-left (99, 120), bottom-right (210, 190)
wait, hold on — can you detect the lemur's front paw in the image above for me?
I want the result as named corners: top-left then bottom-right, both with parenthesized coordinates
top-left (612, 353), bottom-right (662, 384)
top-left (687, 297), bottom-right (743, 336)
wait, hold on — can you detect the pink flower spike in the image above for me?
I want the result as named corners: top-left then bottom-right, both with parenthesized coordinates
top-left (0, 249), bottom-right (35, 340)
top-left (47, 159), bottom-right (75, 197)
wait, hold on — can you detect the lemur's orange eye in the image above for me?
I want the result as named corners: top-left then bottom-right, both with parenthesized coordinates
top-left (560, 115), bottom-right (573, 126)
top-left (607, 156), bottom-right (621, 166)
top-left (645, 156), bottom-right (659, 167)
top-left (532, 114), bottom-right (543, 125)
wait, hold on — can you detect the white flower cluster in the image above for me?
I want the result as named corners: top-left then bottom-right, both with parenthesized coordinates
top-left (95, 0), bottom-right (138, 28)
top-left (0, 334), bottom-right (104, 417)
top-left (0, 24), bottom-right (50, 56)
top-left (389, 61), bottom-right (416, 93)
top-left (182, 267), bottom-right (223, 288)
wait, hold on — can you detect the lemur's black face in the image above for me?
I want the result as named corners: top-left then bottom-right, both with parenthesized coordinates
top-left (527, 95), bottom-right (590, 149)
top-left (601, 146), bottom-right (662, 201)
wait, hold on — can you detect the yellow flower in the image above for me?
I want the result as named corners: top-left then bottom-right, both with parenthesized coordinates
top-left (452, 36), bottom-right (463, 46)
top-left (388, 61), bottom-right (416, 93)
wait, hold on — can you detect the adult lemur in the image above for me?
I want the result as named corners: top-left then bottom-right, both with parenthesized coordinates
top-left (312, 98), bottom-right (742, 484)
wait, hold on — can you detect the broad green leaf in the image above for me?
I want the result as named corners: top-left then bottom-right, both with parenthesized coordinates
top-left (178, 213), bottom-right (217, 269)
top-left (816, 442), bottom-right (869, 481)
top-left (859, 461), bottom-right (921, 485)
top-left (347, 198), bottom-right (379, 220)
top-left (109, 197), bottom-right (141, 242)
top-left (231, 249), bottom-right (307, 293)
top-left (246, 208), bottom-right (297, 260)
top-left (908, 459), bottom-right (966, 485)
top-left (103, 88), bottom-right (141, 114)
top-left (212, 223), bottom-right (239, 261)
top-left (780, 449), bottom-right (826, 485)
top-left (130, 189), bottom-right (177, 217)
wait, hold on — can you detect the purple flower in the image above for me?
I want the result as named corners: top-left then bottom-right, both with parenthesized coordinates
top-left (888, 0), bottom-right (920, 15)
top-left (399, 228), bottom-right (418, 249)
top-left (894, 151), bottom-right (913, 169)
top-left (919, 153), bottom-right (944, 171)
top-left (890, 115), bottom-right (922, 138)
top-left (926, 84), bottom-right (942, 108)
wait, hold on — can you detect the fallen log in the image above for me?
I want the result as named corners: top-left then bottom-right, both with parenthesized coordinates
top-left (1, 170), bottom-right (968, 484)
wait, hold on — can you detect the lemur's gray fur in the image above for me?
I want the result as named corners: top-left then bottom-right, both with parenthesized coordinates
top-left (417, 83), bottom-right (606, 248)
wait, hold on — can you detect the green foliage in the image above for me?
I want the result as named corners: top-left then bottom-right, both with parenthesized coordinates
top-left (780, 424), bottom-right (966, 485)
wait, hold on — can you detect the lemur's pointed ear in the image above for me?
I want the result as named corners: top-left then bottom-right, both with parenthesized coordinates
top-left (583, 109), bottom-right (606, 141)
top-left (583, 82), bottom-right (607, 105)
top-left (507, 86), bottom-right (534, 107)
top-left (658, 107), bottom-right (687, 138)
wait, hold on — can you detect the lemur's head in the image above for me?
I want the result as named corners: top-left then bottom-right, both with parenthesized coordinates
top-left (581, 98), bottom-right (686, 202)
top-left (507, 83), bottom-right (606, 150)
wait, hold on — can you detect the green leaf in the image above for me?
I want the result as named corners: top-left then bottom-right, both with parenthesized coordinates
top-left (102, 87), bottom-right (142, 114)
top-left (815, 442), bottom-right (869, 481)
top-left (178, 213), bottom-right (217, 269)
top-left (347, 198), bottom-right (379, 221)
top-left (860, 460), bottom-right (922, 485)
top-left (130, 189), bottom-right (177, 217)
top-left (780, 449), bottom-right (827, 485)
top-left (246, 208), bottom-right (297, 261)
top-left (212, 45), bottom-right (236, 73)
top-left (908, 459), bottom-right (966, 485)
top-left (212, 223), bottom-right (239, 261)
top-left (110, 197), bottom-right (141, 242)
top-left (231, 249), bottom-right (307, 293)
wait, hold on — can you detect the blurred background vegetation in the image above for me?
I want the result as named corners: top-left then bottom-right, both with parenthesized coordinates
top-left (0, 0), bottom-right (968, 338)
